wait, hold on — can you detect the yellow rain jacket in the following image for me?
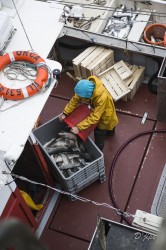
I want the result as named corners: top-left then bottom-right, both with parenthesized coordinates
top-left (63, 75), bottom-right (118, 131)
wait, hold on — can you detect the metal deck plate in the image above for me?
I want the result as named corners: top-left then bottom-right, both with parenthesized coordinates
top-left (151, 164), bottom-right (166, 217)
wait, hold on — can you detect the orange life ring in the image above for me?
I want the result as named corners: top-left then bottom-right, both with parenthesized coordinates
top-left (0, 51), bottom-right (49, 100)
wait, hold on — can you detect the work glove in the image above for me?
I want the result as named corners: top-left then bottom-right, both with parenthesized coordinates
top-left (59, 114), bottom-right (66, 122)
top-left (71, 126), bottom-right (79, 134)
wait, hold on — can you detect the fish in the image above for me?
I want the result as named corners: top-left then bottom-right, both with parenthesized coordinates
top-left (48, 140), bottom-right (68, 148)
top-left (44, 130), bottom-right (93, 177)
top-left (58, 132), bottom-right (78, 141)
top-left (67, 153), bottom-right (80, 160)
top-left (59, 163), bottom-right (80, 170)
top-left (43, 138), bottom-right (56, 148)
top-left (48, 146), bottom-right (70, 155)
top-left (151, 35), bottom-right (156, 42)
top-left (66, 169), bottom-right (73, 177)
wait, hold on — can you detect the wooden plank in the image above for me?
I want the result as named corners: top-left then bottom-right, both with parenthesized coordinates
top-left (81, 46), bottom-right (106, 78)
top-left (105, 74), bottom-right (123, 96)
top-left (72, 46), bottom-right (97, 78)
top-left (113, 60), bottom-right (133, 81)
top-left (105, 56), bottom-right (114, 68)
top-left (124, 65), bottom-right (138, 86)
top-left (101, 76), bottom-right (118, 100)
top-left (88, 49), bottom-right (114, 71)
top-left (94, 56), bottom-right (115, 74)
top-left (123, 64), bottom-right (145, 100)
top-left (98, 65), bottom-right (131, 101)
top-left (93, 53), bottom-right (114, 72)
top-left (94, 67), bottom-right (102, 75)
top-left (127, 66), bottom-right (145, 100)
top-left (73, 46), bottom-right (97, 64)
top-left (111, 70), bottom-right (130, 93)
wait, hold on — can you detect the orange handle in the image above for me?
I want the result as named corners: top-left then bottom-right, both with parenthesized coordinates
top-left (164, 32), bottom-right (166, 47)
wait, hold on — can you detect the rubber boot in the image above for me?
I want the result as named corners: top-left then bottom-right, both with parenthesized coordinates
top-left (106, 127), bottom-right (115, 136)
top-left (94, 127), bottom-right (106, 151)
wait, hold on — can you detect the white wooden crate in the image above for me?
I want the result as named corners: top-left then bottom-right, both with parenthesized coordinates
top-left (86, 49), bottom-right (114, 76)
top-left (124, 64), bottom-right (145, 100)
top-left (72, 46), bottom-right (97, 78)
top-left (113, 60), bottom-right (133, 81)
top-left (80, 46), bottom-right (106, 78)
top-left (72, 46), bottom-right (114, 79)
top-left (97, 65), bottom-right (131, 102)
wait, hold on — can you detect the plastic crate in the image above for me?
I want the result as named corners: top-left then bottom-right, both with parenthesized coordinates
top-left (33, 115), bottom-right (106, 197)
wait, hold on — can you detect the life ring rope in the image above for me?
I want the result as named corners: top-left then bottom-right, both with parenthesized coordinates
top-left (0, 51), bottom-right (51, 100)
top-left (3, 61), bottom-right (37, 81)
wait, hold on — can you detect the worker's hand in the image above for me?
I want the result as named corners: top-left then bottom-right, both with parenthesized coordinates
top-left (59, 114), bottom-right (66, 122)
top-left (71, 126), bottom-right (79, 134)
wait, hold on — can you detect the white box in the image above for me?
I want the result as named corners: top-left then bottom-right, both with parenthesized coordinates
top-left (0, 12), bottom-right (13, 51)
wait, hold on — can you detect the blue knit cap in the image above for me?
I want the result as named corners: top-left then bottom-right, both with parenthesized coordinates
top-left (74, 80), bottom-right (95, 98)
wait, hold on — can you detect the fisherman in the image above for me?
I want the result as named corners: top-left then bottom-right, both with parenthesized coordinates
top-left (59, 75), bottom-right (118, 151)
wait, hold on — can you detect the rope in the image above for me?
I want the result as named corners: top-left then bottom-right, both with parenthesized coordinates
top-left (12, 0), bottom-right (33, 51)
top-left (1, 171), bottom-right (137, 219)
top-left (3, 62), bottom-right (37, 81)
top-left (3, 61), bottom-right (53, 87)
top-left (0, 62), bottom-right (56, 112)
top-left (1, 171), bottom-right (161, 228)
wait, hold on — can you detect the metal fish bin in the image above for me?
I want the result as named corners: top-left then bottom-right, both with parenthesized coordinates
top-left (33, 115), bottom-right (106, 198)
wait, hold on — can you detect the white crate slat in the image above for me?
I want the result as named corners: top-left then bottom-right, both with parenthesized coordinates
top-left (101, 76), bottom-right (119, 100)
top-left (113, 60), bottom-right (133, 81)
top-left (111, 69), bottom-right (130, 93)
top-left (88, 49), bottom-right (114, 71)
top-left (98, 65), bottom-right (130, 101)
top-left (92, 56), bottom-right (114, 75)
top-left (105, 56), bottom-right (114, 67)
top-left (73, 46), bottom-right (97, 78)
top-left (124, 65), bottom-right (138, 86)
top-left (82, 48), bottom-right (106, 78)
top-left (105, 74), bottom-right (123, 96)
top-left (81, 46), bottom-right (106, 78)
top-left (127, 66), bottom-right (145, 100)
top-left (72, 46), bottom-right (115, 79)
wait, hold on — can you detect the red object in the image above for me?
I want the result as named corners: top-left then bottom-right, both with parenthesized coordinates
top-left (164, 32), bottom-right (166, 47)
top-left (1, 187), bottom-right (38, 230)
top-left (64, 104), bottom-right (98, 141)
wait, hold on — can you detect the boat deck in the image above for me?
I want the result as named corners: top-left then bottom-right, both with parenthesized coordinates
top-left (39, 71), bottom-right (166, 250)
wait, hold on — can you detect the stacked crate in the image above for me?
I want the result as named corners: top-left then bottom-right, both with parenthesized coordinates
top-left (97, 60), bottom-right (145, 102)
top-left (73, 46), bottom-right (114, 79)
top-left (123, 64), bottom-right (145, 101)
top-left (97, 60), bottom-right (132, 102)
top-left (72, 46), bottom-right (145, 101)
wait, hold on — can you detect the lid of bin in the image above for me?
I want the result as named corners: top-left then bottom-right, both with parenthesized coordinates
top-left (63, 104), bottom-right (98, 142)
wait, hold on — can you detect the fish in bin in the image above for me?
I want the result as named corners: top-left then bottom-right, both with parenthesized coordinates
top-left (43, 131), bottom-right (93, 178)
